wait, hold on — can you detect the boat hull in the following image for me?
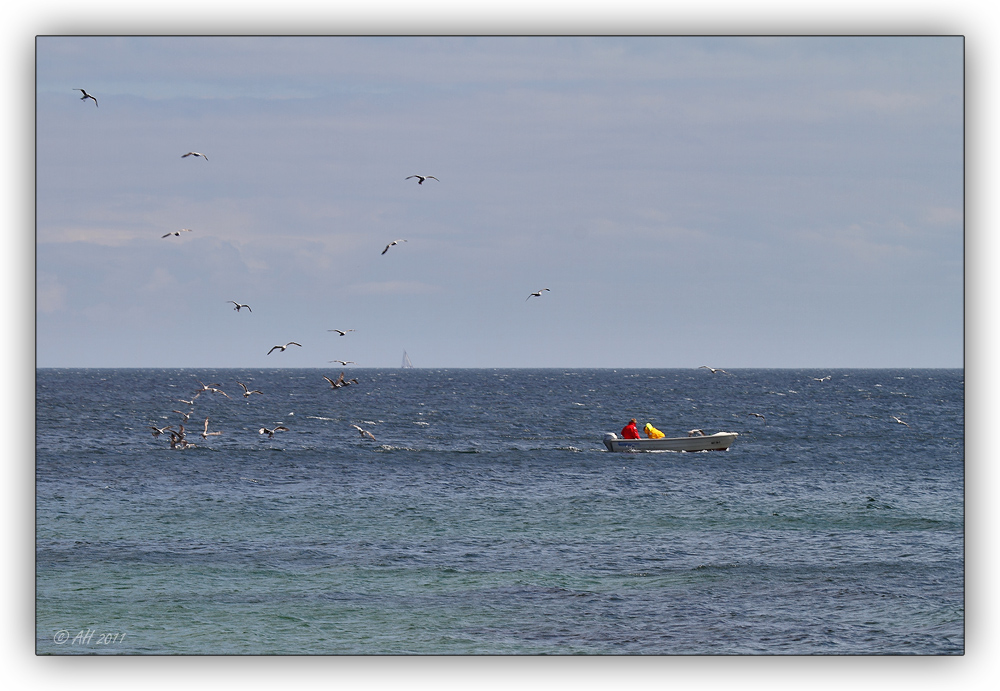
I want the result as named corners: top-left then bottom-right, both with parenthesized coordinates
top-left (603, 432), bottom-right (737, 452)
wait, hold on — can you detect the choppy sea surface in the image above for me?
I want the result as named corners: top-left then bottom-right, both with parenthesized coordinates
top-left (35, 368), bottom-right (964, 655)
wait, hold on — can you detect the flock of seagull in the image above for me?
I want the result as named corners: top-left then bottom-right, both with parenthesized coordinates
top-left (148, 370), bottom-right (371, 449)
top-left (69, 83), bottom-right (411, 450)
top-left (148, 379), bottom-right (235, 449)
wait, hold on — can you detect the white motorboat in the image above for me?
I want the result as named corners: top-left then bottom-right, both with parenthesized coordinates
top-left (602, 431), bottom-right (738, 452)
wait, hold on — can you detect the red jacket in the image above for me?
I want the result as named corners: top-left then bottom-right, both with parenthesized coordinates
top-left (621, 421), bottom-right (641, 439)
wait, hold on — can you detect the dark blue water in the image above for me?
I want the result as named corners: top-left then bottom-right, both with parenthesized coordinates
top-left (35, 368), bottom-right (964, 654)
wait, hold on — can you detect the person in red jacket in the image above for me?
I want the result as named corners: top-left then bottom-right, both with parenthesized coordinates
top-left (621, 418), bottom-right (641, 439)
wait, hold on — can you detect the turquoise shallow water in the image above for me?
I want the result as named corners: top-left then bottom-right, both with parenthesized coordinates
top-left (36, 368), bottom-right (964, 654)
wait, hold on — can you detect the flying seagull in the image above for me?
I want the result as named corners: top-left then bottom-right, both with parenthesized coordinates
top-left (406, 175), bottom-right (439, 185)
top-left (237, 381), bottom-right (263, 398)
top-left (687, 429), bottom-right (706, 437)
top-left (748, 413), bottom-right (766, 425)
top-left (268, 342), bottom-right (302, 354)
top-left (890, 416), bottom-right (911, 428)
top-left (227, 301), bottom-right (251, 312)
top-left (149, 425), bottom-right (174, 438)
top-left (812, 375), bottom-right (832, 382)
top-left (382, 239), bottom-right (406, 255)
top-left (172, 410), bottom-right (193, 422)
top-left (324, 372), bottom-right (359, 389)
top-left (350, 424), bottom-right (376, 441)
top-left (182, 152), bottom-right (208, 160)
top-left (193, 380), bottom-right (230, 399)
top-left (328, 329), bottom-right (354, 336)
top-left (258, 425), bottom-right (289, 439)
top-left (74, 88), bottom-right (98, 107)
top-left (200, 417), bottom-right (222, 439)
top-left (162, 228), bottom-right (193, 238)
top-left (328, 360), bottom-right (355, 366)
top-left (699, 366), bottom-right (729, 374)
top-left (526, 288), bottom-right (551, 301)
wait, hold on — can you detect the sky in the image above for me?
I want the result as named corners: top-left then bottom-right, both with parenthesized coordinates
top-left (9, 2), bottom-right (999, 688)
top-left (34, 34), bottom-right (965, 368)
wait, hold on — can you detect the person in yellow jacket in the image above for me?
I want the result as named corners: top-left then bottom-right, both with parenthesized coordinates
top-left (643, 422), bottom-right (665, 439)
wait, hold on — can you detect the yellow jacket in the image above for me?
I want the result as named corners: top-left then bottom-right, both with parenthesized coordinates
top-left (644, 423), bottom-right (665, 439)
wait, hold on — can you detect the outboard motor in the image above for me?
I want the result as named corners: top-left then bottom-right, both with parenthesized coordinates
top-left (603, 432), bottom-right (618, 451)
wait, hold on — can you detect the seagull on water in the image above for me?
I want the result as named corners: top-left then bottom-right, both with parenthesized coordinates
top-left (74, 89), bottom-right (98, 107)
top-left (328, 329), bottom-right (354, 336)
top-left (382, 239), bottom-right (406, 255)
top-left (890, 416), bottom-right (911, 428)
top-left (169, 426), bottom-right (194, 449)
top-left (259, 425), bottom-right (289, 439)
top-left (237, 382), bottom-right (263, 398)
top-left (748, 413), bottom-right (766, 425)
top-left (406, 175), bottom-right (439, 185)
top-left (350, 424), bottom-right (376, 441)
top-left (526, 288), bottom-right (551, 301)
top-left (182, 152), bottom-right (208, 160)
top-left (200, 417), bottom-right (222, 439)
top-left (699, 366), bottom-right (729, 374)
top-left (162, 228), bottom-right (193, 238)
top-left (268, 342), bottom-right (302, 354)
top-left (228, 301), bottom-right (251, 312)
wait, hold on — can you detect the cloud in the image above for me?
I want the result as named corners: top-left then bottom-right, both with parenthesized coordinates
top-left (801, 222), bottom-right (918, 265)
top-left (36, 273), bottom-right (66, 313)
top-left (924, 206), bottom-right (963, 226)
top-left (142, 266), bottom-right (179, 294)
top-left (37, 225), bottom-right (144, 247)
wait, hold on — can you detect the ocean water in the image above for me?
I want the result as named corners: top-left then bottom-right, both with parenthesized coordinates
top-left (35, 368), bottom-right (964, 655)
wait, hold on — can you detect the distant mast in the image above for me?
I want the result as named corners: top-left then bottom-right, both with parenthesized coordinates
top-left (402, 350), bottom-right (413, 368)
